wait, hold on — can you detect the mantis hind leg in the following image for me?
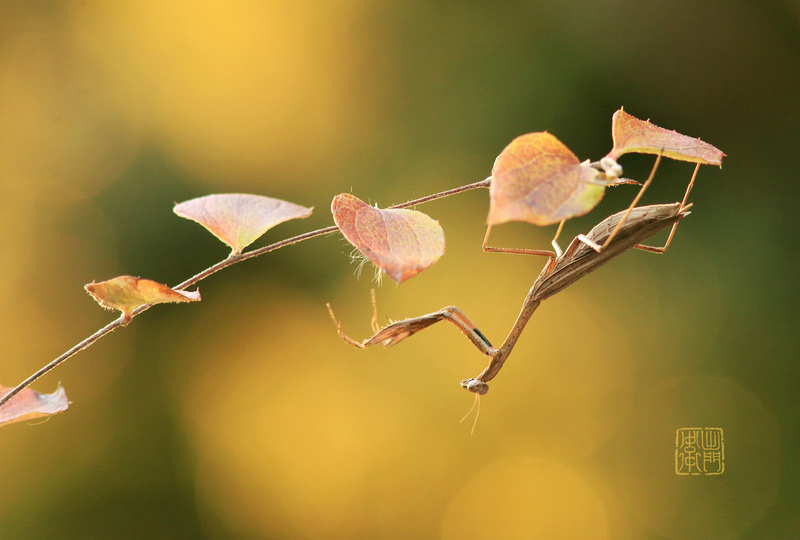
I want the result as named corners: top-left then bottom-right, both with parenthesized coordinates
top-left (634, 163), bottom-right (700, 254)
top-left (586, 152), bottom-right (664, 253)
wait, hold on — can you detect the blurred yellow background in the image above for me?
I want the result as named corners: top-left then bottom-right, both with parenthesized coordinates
top-left (1, 1), bottom-right (796, 538)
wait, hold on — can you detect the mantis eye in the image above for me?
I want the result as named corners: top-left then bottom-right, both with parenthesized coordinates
top-left (461, 379), bottom-right (489, 395)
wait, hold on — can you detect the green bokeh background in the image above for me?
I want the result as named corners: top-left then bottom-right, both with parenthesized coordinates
top-left (1, 1), bottom-right (797, 538)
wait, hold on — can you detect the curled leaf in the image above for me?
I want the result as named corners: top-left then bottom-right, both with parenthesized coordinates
top-left (331, 193), bottom-right (445, 284)
top-left (488, 132), bottom-right (606, 226)
top-left (608, 108), bottom-right (725, 165)
top-left (174, 194), bottom-right (313, 255)
top-left (85, 276), bottom-right (200, 324)
top-left (0, 384), bottom-right (70, 426)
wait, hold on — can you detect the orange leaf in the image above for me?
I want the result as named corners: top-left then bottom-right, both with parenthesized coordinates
top-left (0, 384), bottom-right (69, 426)
top-left (174, 194), bottom-right (313, 255)
top-left (331, 194), bottom-right (445, 284)
top-left (488, 132), bottom-right (606, 226)
top-left (85, 276), bottom-right (201, 324)
top-left (608, 108), bottom-right (725, 165)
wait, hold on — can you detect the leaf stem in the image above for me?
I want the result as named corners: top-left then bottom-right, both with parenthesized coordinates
top-left (0, 178), bottom-right (491, 411)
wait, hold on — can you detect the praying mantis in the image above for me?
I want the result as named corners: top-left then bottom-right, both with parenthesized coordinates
top-left (327, 155), bottom-right (699, 396)
top-left (328, 200), bottom-right (690, 395)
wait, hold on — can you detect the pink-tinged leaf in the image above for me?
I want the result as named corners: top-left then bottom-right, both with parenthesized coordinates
top-left (85, 276), bottom-right (201, 324)
top-left (608, 108), bottom-right (725, 165)
top-left (331, 193), bottom-right (445, 284)
top-left (174, 194), bottom-right (313, 255)
top-left (488, 132), bottom-right (606, 226)
top-left (0, 384), bottom-right (69, 426)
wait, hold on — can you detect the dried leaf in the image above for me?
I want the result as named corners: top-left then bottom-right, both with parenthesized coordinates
top-left (331, 193), bottom-right (445, 284)
top-left (488, 132), bottom-right (606, 226)
top-left (0, 384), bottom-right (69, 426)
top-left (85, 275), bottom-right (201, 324)
top-left (608, 108), bottom-right (725, 165)
top-left (174, 194), bottom-right (313, 255)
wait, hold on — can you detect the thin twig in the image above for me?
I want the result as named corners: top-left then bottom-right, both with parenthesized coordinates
top-left (0, 179), bottom-right (491, 410)
top-left (391, 177), bottom-right (491, 209)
